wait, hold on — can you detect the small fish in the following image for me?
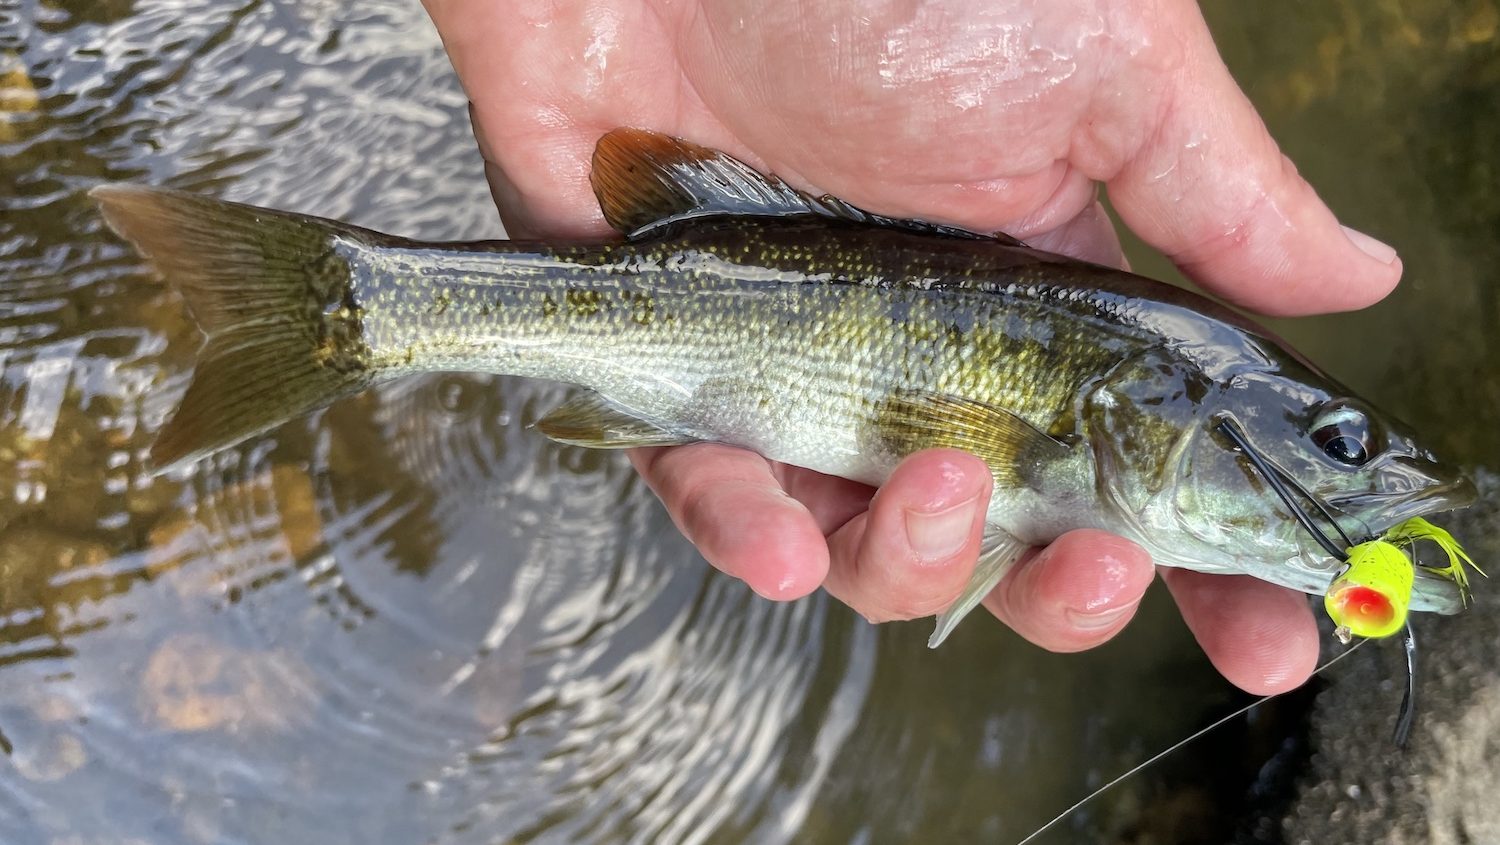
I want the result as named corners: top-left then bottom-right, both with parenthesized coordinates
top-left (91, 128), bottom-right (1478, 644)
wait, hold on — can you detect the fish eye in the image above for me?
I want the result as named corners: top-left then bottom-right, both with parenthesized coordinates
top-left (1310, 404), bottom-right (1375, 467)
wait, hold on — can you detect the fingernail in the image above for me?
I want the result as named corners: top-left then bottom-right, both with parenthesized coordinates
top-left (1341, 225), bottom-right (1398, 265)
top-left (1065, 603), bottom-right (1136, 631)
top-left (905, 499), bottom-right (979, 563)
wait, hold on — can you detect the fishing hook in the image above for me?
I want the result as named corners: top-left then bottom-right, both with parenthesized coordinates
top-left (1394, 622), bottom-right (1418, 748)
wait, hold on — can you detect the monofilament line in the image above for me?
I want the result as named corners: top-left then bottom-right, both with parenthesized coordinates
top-left (1015, 638), bottom-right (1370, 845)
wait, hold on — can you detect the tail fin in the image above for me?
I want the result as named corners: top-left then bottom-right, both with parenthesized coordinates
top-left (92, 185), bottom-right (377, 474)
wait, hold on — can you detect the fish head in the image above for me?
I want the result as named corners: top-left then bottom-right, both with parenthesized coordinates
top-left (1166, 367), bottom-right (1476, 611)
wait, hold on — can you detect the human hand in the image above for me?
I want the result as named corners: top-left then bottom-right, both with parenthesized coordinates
top-left (422, 0), bottom-right (1402, 694)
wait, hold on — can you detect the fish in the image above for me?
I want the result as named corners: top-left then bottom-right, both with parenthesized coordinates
top-left (90, 127), bottom-right (1478, 645)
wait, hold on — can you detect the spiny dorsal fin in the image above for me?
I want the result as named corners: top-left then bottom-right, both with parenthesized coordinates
top-left (590, 129), bottom-right (811, 236)
top-left (535, 391), bottom-right (696, 449)
top-left (875, 390), bottom-right (1070, 488)
top-left (590, 128), bottom-right (1028, 246)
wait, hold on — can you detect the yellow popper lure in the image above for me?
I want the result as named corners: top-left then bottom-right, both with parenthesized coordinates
top-left (1325, 541), bottom-right (1413, 640)
top-left (1324, 517), bottom-right (1483, 641)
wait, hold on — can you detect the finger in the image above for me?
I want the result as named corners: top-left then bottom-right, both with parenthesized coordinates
top-left (630, 444), bottom-right (829, 600)
top-left (770, 463), bottom-right (877, 536)
top-left (426, 2), bottom-right (637, 239)
top-left (469, 104), bottom-right (606, 240)
top-left (1024, 199), bottom-right (1128, 270)
top-left (989, 163), bottom-right (1104, 243)
top-left (465, 103), bottom-right (547, 239)
top-left (1161, 568), bottom-right (1319, 695)
top-left (482, 155), bottom-right (545, 239)
top-left (983, 530), bottom-right (1156, 652)
top-left (1108, 9), bottom-right (1400, 317)
top-left (821, 450), bottom-right (992, 623)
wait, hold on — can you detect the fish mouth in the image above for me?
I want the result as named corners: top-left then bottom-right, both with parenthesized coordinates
top-left (1327, 475), bottom-right (1479, 537)
top-left (1325, 475), bottom-right (1479, 615)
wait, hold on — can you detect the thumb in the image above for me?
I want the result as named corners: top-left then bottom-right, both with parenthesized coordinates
top-left (1107, 9), bottom-right (1400, 317)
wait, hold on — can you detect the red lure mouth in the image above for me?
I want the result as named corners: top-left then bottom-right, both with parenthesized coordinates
top-left (1327, 582), bottom-right (1397, 634)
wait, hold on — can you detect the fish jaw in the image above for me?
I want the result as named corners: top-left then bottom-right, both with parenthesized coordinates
top-left (1276, 538), bottom-right (1466, 615)
top-left (1333, 475), bottom-right (1480, 537)
top-left (1282, 476), bottom-right (1480, 614)
top-left (1410, 573), bottom-right (1466, 614)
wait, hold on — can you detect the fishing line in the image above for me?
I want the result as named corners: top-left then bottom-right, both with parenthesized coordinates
top-left (1014, 638), bottom-right (1371, 845)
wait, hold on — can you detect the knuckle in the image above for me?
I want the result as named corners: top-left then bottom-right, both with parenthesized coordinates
top-left (840, 586), bottom-right (910, 624)
top-left (893, 591), bottom-right (960, 620)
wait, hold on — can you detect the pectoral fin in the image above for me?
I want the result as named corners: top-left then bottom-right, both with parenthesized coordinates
top-left (929, 529), bottom-right (1029, 647)
top-left (536, 392), bottom-right (695, 449)
top-left (877, 390), bottom-right (1070, 487)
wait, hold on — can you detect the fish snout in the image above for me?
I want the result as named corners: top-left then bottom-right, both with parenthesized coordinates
top-left (1325, 457), bottom-right (1477, 531)
top-left (1376, 455), bottom-right (1476, 506)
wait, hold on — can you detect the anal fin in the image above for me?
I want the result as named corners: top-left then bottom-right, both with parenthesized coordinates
top-left (536, 392), bottom-right (695, 449)
top-left (929, 530), bottom-right (1029, 647)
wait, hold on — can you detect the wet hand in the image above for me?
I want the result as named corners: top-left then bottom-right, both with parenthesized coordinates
top-left (424, 0), bottom-right (1399, 695)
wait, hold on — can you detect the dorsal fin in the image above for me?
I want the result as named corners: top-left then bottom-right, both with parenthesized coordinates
top-left (589, 128), bottom-right (1027, 247)
top-left (590, 128), bottom-right (813, 235)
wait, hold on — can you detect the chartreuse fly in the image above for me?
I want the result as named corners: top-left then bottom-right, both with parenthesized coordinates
top-left (1327, 517), bottom-right (1483, 642)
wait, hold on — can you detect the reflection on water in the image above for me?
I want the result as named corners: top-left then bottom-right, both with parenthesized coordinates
top-left (0, 0), bottom-right (1494, 843)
